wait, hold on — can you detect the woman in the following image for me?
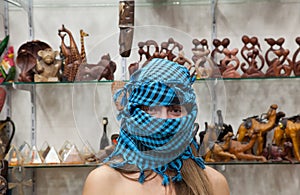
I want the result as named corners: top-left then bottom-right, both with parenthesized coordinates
top-left (83, 58), bottom-right (230, 195)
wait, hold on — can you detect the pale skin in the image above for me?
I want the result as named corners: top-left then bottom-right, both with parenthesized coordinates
top-left (83, 105), bottom-right (230, 195)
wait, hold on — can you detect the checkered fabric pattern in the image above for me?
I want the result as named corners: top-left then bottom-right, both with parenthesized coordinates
top-left (105, 58), bottom-right (205, 185)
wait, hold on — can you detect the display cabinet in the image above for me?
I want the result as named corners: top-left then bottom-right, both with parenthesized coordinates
top-left (1, 0), bottom-right (300, 194)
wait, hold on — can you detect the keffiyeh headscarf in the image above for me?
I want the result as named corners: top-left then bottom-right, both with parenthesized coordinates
top-left (105, 58), bottom-right (205, 185)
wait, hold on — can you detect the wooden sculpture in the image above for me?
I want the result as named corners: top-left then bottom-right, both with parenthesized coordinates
top-left (76, 53), bottom-right (116, 81)
top-left (264, 37), bottom-right (293, 77)
top-left (160, 38), bottom-right (183, 61)
top-left (211, 38), bottom-right (230, 75)
top-left (34, 48), bottom-right (62, 82)
top-left (237, 104), bottom-right (278, 155)
top-left (227, 130), bottom-right (266, 162)
top-left (240, 35), bottom-right (265, 78)
top-left (191, 38), bottom-right (214, 79)
top-left (173, 50), bottom-right (193, 67)
top-left (119, 0), bottom-right (134, 57)
top-left (80, 29), bottom-right (89, 64)
top-left (130, 38), bottom-right (185, 74)
top-left (292, 37), bottom-right (300, 76)
top-left (58, 25), bottom-right (82, 81)
top-left (16, 40), bottom-right (51, 82)
top-left (221, 48), bottom-right (241, 78)
top-left (272, 114), bottom-right (300, 161)
top-left (262, 142), bottom-right (293, 163)
top-left (204, 132), bottom-right (237, 162)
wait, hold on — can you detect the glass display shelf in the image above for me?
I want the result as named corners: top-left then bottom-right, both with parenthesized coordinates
top-left (6, 0), bottom-right (298, 9)
top-left (8, 163), bottom-right (100, 169)
top-left (0, 75), bottom-right (299, 86)
top-left (206, 161), bottom-right (300, 165)
top-left (7, 160), bottom-right (299, 169)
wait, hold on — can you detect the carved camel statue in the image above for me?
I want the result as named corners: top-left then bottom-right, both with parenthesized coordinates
top-left (236, 104), bottom-right (278, 155)
top-left (227, 130), bottom-right (267, 162)
top-left (204, 132), bottom-right (237, 162)
top-left (273, 115), bottom-right (300, 161)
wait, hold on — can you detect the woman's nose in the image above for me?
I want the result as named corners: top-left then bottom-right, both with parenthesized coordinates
top-left (155, 107), bottom-right (169, 119)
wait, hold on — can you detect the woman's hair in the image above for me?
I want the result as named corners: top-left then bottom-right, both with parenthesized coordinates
top-left (174, 143), bottom-right (212, 195)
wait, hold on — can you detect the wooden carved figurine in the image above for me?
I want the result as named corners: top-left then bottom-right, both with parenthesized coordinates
top-left (211, 38), bottom-right (230, 75)
top-left (128, 40), bottom-right (160, 75)
top-left (130, 38), bottom-right (185, 75)
top-left (164, 38), bottom-right (183, 61)
top-left (273, 114), bottom-right (300, 161)
top-left (16, 50), bottom-right (36, 82)
top-left (237, 104), bottom-right (278, 155)
top-left (34, 48), bottom-right (62, 82)
top-left (292, 37), bottom-right (300, 76)
top-left (191, 38), bottom-right (214, 79)
top-left (119, 0), bottom-right (134, 57)
top-left (80, 29), bottom-right (89, 64)
top-left (264, 37), bottom-right (293, 77)
top-left (221, 48), bottom-right (241, 78)
top-left (58, 25), bottom-right (82, 81)
top-left (173, 50), bottom-right (193, 67)
top-left (262, 142), bottom-right (293, 163)
top-left (240, 35), bottom-right (265, 78)
top-left (204, 132), bottom-right (237, 162)
top-left (76, 54), bottom-right (116, 81)
top-left (227, 130), bottom-right (267, 162)
top-left (16, 40), bottom-right (51, 82)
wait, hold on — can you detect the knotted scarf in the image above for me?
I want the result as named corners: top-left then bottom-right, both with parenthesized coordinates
top-left (105, 58), bottom-right (205, 185)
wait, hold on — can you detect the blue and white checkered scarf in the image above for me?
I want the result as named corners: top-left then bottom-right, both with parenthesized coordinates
top-left (105, 58), bottom-right (205, 185)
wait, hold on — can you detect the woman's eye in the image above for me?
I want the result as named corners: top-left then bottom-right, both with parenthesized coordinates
top-left (168, 106), bottom-right (182, 115)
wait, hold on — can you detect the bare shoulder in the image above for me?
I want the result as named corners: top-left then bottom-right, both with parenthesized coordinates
top-left (204, 166), bottom-right (230, 195)
top-left (82, 165), bottom-right (120, 195)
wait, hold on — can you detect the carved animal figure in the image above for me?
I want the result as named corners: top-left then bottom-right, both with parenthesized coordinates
top-left (204, 132), bottom-right (237, 162)
top-left (273, 115), bottom-right (300, 161)
top-left (237, 104), bottom-right (278, 155)
top-left (227, 130), bottom-right (267, 162)
top-left (80, 29), bottom-right (89, 64)
top-left (58, 25), bottom-right (81, 81)
top-left (76, 54), bottom-right (116, 81)
top-left (34, 48), bottom-right (62, 82)
top-left (262, 142), bottom-right (293, 163)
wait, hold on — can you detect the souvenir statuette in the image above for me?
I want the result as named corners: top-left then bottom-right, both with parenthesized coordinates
top-left (264, 37), bottom-right (293, 77)
top-left (58, 25), bottom-right (82, 81)
top-left (119, 0), bottom-right (135, 57)
top-left (292, 37), bottom-right (300, 76)
top-left (237, 104), bottom-right (278, 156)
top-left (240, 35), bottom-right (265, 78)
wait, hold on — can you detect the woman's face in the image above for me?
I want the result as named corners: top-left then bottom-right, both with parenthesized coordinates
top-left (140, 105), bottom-right (188, 119)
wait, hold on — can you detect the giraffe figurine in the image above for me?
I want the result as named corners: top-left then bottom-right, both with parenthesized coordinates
top-left (80, 29), bottom-right (89, 64)
top-left (58, 25), bottom-right (81, 81)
